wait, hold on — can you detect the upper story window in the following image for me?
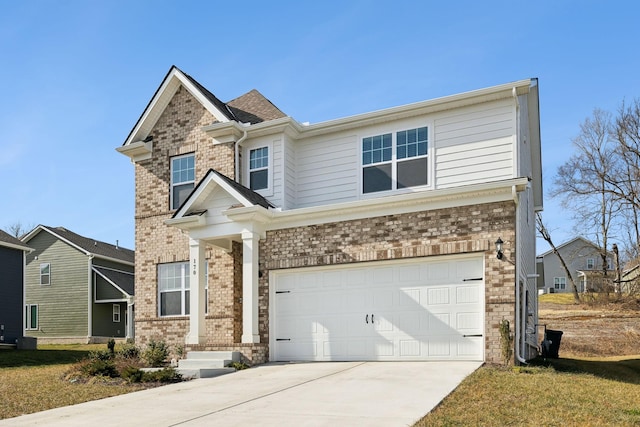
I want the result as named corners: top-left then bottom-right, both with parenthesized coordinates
top-left (40, 263), bottom-right (50, 286)
top-left (362, 126), bottom-right (428, 194)
top-left (586, 258), bottom-right (595, 269)
top-left (171, 154), bottom-right (195, 210)
top-left (249, 147), bottom-right (269, 191)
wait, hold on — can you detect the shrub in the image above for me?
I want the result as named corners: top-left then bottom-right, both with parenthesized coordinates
top-left (227, 361), bottom-right (250, 370)
top-left (117, 342), bottom-right (140, 359)
top-left (142, 368), bottom-right (182, 383)
top-left (143, 339), bottom-right (169, 367)
top-left (107, 338), bottom-right (116, 355)
top-left (82, 359), bottom-right (118, 378)
top-left (88, 349), bottom-right (113, 362)
top-left (121, 366), bottom-right (144, 383)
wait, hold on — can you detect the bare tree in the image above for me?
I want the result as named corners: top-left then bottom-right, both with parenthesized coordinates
top-left (5, 222), bottom-right (35, 239)
top-left (536, 212), bottom-right (580, 303)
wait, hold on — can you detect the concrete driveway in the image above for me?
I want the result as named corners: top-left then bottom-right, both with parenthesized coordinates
top-left (2, 361), bottom-right (481, 427)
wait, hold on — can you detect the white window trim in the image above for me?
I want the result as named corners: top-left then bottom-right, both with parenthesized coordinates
top-left (360, 124), bottom-right (433, 197)
top-left (245, 142), bottom-right (273, 196)
top-left (170, 153), bottom-right (196, 210)
top-left (586, 258), bottom-right (595, 269)
top-left (40, 263), bottom-right (51, 286)
top-left (553, 277), bottom-right (566, 290)
top-left (25, 304), bottom-right (38, 330)
top-left (158, 262), bottom-right (190, 317)
top-left (113, 304), bottom-right (121, 323)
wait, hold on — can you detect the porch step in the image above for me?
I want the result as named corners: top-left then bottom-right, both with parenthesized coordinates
top-left (176, 350), bottom-right (241, 379)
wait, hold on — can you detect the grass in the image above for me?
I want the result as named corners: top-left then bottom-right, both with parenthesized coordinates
top-left (539, 292), bottom-right (579, 304)
top-left (0, 344), bottom-right (153, 420)
top-left (415, 356), bottom-right (640, 427)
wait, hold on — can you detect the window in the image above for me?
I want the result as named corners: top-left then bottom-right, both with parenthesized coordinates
top-left (586, 258), bottom-right (595, 269)
top-left (554, 277), bottom-right (566, 290)
top-left (171, 154), bottom-right (195, 209)
top-left (25, 305), bottom-right (38, 330)
top-left (40, 263), bottom-right (50, 286)
top-left (158, 262), bottom-right (190, 316)
top-left (249, 147), bottom-right (269, 190)
top-left (362, 126), bottom-right (428, 193)
top-left (113, 304), bottom-right (121, 323)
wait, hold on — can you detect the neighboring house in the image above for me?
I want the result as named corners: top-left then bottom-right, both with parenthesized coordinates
top-left (118, 66), bottom-right (542, 364)
top-left (0, 230), bottom-right (32, 345)
top-left (22, 226), bottom-right (135, 343)
top-left (537, 237), bottom-right (613, 294)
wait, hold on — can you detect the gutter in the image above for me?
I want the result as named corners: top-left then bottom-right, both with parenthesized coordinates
top-left (234, 128), bottom-right (248, 182)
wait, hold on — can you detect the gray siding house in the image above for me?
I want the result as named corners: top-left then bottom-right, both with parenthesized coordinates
top-left (537, 237), bottom-right (613, 293)
top-left (22, 226), bottom-right (135, 343)
top-left (0, 230), bottom-right (32, 345)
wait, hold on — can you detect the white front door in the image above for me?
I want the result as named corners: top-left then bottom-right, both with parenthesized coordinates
top-left (271, 255), bottom-right (484, 361)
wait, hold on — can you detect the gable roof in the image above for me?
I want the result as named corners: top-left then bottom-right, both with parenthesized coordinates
top-left (537, 236), bottom-right (605, 258)
top-left (121, 66), bottom-right (286, 147)
top-left (0, 229), bottom-right (32, 252)
top-left (227, 89), bottom-right (287, 124)
top-left (93, 266), bottom-right (134, 296)
top-left (172, 169), bottom-right (274, 221)
top-left (22, 225), bottom-right (134, 265)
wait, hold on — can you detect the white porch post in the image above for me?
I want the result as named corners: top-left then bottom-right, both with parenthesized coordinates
top-left (242, 230), bottom-right (260, 343)
top-left (186, 238), bottom-right (207, 345)
top-left (126, 297), bottom-right (135, 340)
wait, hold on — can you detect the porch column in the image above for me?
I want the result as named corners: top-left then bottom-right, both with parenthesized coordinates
top-left (242, 231), bottom-right (260, 343)
top-left (186, 238), bottom-right (207, 345)
top-left (126, 296), bottom-right (135, 340)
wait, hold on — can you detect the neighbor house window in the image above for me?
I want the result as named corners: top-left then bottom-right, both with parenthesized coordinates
top-left (25, 305), bottom-right (38, 330)
top-left (362, 126), bottom-right (428, 193)
top-left (113, 304), bottom-right (120, 323)
top-left (586, 258), bottom-right (595, 269)
top-left (554, 277), bottom-right (566, 290)
top-left (158, 262), bottom-right (190, 316)
top-left (40, 263), bottom-right (50, 286)
top-left (171, 154), bottom-right (195, 209)
top-left (249, 147), bottom-right (269, 190)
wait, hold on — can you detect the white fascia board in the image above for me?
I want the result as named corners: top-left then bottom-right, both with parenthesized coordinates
top-left (0, 240), bottom-right (33, 252)
top-left (232, 79), bottom-right (536, 141)
top-left (116, 139), bottom-right (153, 162)
top-left (123, 68), bottom-right (230, 147)
top-left (165, 215), bottom-right (205, 229)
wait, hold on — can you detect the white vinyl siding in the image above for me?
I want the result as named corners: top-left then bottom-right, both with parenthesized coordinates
top-left (283, 136), bottom-right (296, 210)
top-left (554, 277), bottom-right (566, 290)
top-left (295, 135), bottom-right (359, 208)
top-left (435, 101), bottom-right (514, 188)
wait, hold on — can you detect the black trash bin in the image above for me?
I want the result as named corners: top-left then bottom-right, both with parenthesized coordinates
top-left (544, 329), bottom-right (563, 358)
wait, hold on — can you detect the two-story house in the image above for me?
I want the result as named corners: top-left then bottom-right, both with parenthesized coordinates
top-left (22, 225), bottom-right (135, 343)
top-left (0, 229), bottom-right (32, 346)
top-left (118, 66), bottom-right (542, 364)
top-left (537, 237), bottom-right (613, 294)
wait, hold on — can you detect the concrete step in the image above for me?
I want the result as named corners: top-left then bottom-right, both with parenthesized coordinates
top-left (178, 359), bottom-right (230, 369)
top-left (185, 351), bottom-right (240, 361)
top-left (177, 367), bottom-right (236, 379)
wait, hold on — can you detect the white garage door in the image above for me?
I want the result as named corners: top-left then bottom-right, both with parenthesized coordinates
top-left (271, 255), bottom-right (484, 362)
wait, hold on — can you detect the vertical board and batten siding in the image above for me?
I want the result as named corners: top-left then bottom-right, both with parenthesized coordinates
top-left (0, 246), bottom-right (24, 343)
top-left (295, 134), bottom-right (359, 208)
top-left (434, 100), bottom-right (515, 188)
top-left (25, 233), bottom-right (89, 337)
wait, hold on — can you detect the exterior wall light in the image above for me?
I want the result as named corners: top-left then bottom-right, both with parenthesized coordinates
top-left (495, 238), bottom-right (504, 260)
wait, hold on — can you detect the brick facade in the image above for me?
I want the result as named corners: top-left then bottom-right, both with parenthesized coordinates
top-left (260, 201), bottom-right (517, 364)
top-left (132, 84), bottom-right (519, 365)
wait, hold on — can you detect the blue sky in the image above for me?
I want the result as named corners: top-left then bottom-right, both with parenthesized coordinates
top-left (1, 1), bottom-right (638, 251)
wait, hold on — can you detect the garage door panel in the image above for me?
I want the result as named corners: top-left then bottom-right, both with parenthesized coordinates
top-left (273, 256), bottom-right (484, 361)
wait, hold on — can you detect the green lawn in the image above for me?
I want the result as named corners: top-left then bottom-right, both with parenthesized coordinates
top-left (415, 356), bottom-right (640, 426)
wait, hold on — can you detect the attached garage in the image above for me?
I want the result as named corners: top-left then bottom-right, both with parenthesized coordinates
top-left (270, 255), bottom-right (485, 362)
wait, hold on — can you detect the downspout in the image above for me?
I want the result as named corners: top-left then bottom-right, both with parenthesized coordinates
top-left (234, 128), bottom-right (248, 182)
top-left (87, 255), bottom-right (94, 343)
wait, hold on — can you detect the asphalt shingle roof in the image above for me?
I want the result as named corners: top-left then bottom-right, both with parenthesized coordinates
top-left (0, 229), bottom-right (31, 251)
top-left (227, 89), bottom-right (287, 124)
top-left (38, 226), bottom-right (134, 264)
top-left (210, 169), bottom-right (275, 209)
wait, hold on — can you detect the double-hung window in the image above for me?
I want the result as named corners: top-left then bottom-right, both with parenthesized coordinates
top-left (249, 147), bottom-right (269, 191)
top-left (158, 262), bottom-right (190, 316)
top-left (25, 304), bottom-right (38, 330)
top-left (40, 263), bottom-right (51, 286)
top-left (586, 258), bottom-right (595, 269)
top-left (554, 277), bottom-right (566, 290)
top-left (171, 154), bottom-right (195, 210)
top-left (113, 304), bottom-right (121, 323)
top-left (362, 126), bottom-right (428, 193)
